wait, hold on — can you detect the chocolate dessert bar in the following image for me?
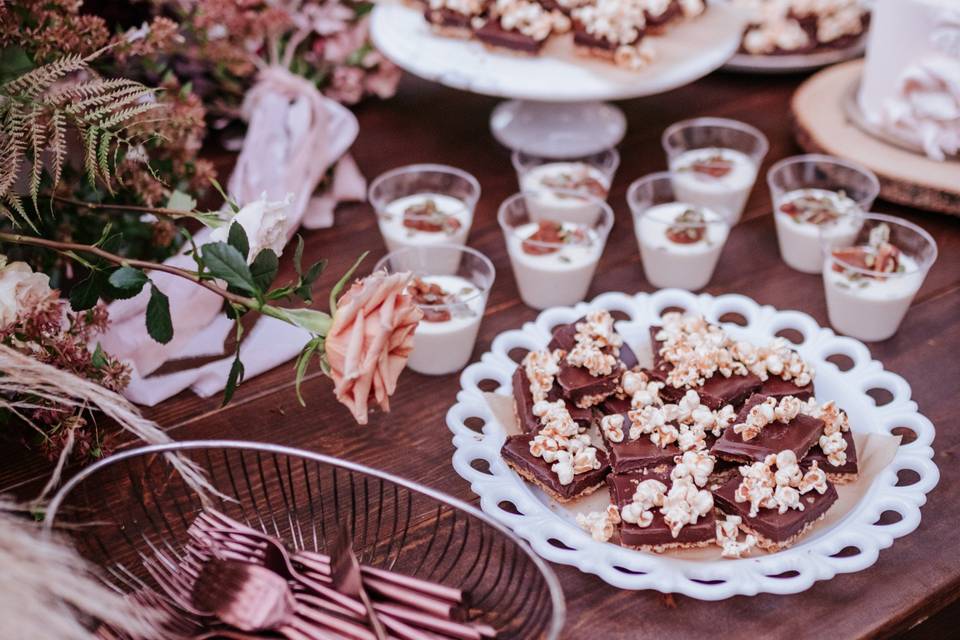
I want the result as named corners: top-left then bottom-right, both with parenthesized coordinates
top-left (711, 394), bottom-right (824, 464)
top-left (474, 20), bottom-right (543, 54)
top-left (571, 0), bottom-right (646, 61)
top-left (598, 396), bottom-right (691, 473)
top-left (501, 433), bottom-right (609, 502)
top-left (805, 430), bottom-right (858, 483)
top-left (607, 471), bottom-right (717, 551)
top-left (512, 367), bottom-right (592, 433)
top-left (760, 375), bottom-right (814, 401)
top-left (549, 319), bottom-right (638, 408)
top-left (649, 326), bottom-right (762, 409)
top-left (643, 0), bottom-right (682, 33)
top-left (549, 321), bottom-right (639, 368)
top-left (474, 0), bottom-right (564, 54)
top-left (424, 0), bottom-right (487, 37)
top-left (713, 473), bottom-right (838, 550)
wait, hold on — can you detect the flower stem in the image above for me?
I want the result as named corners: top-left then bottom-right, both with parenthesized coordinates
top-left (0, 232), bottom-right (254, 308)
top-left (46, 195), bottom-right (198, 220)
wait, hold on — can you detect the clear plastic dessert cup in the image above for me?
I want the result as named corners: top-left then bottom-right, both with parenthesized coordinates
top-left (498, 190), bottom-right (614, 310)
top-left (511, 148), bottom-right (620, 225)
top-left (374, 244), bottom-right (495, 376)
top-left (821, 213), bottom-right (937, 342)
top-left (627, 172), bottom-right (731, 291)
top-left (768, 154), bottom-right (879, 274)
top-left (662, 117), bottom-right (769, 224)
top-left (368, 164), bottom-right (481, 274)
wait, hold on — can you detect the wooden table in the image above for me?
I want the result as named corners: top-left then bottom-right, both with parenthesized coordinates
top-left (3, 70), bottom-right (959, 639)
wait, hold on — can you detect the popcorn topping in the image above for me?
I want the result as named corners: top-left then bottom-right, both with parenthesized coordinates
top-left (628, 389), bottom-right (734, 452)
top-left (734, 451), bottom-right (828, 517)
top-left (716, 515), bottom-right (757, 558)
top-left (654, 313), bottom-right (748, 388)
top-left (566, 310), bottom-right (623, 376)
top-left (622, 370), bottom-right (665, 409)
top-left (523, 348), bottom-right (563, 403)
top-left (671, 449), bottom-right (716, 488)
top-left (732, 396), bottom-right (805, 441)
top-left (600, 413), bottom-right (626, 443)
top-left (429, 0), bottom-right (486, 17)
top-left (573, 0), bottom-right (647, 46)
top-left (621, 479), bottom-right (667, 527)
top-left (729, 337), bottom-right (814, 387)
top-left (576, 505), bottom-right (622, 542)
top-left (491, 0), bottom-right (568, 41)
top-left (661, 477), bottom-right (714, 538)
top-left (529, 399), bottom-right (601, 485)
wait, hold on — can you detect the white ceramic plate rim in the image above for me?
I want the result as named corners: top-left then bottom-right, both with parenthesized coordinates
top-left (371, 2), bottom-right (745, 102)
top-left (445, 289), bottom-right (939, 600)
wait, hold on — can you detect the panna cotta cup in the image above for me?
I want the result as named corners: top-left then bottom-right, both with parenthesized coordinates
top-left (369, 164), bottom-right (481, 275)
top-left (511, 149), bottom-right (620, 225)
top-left (768, 154), bottom-right (880, 274)
top-left (627, 172), bottom-right (730, 291)
top-left (662, 117), bottom-right (769, 224)
top-left (374, 244), bottom-right (495, 376)
top-left (821, 214), bottom-right (937, 342)
top-left (498, 190), bottom-right (614, 310)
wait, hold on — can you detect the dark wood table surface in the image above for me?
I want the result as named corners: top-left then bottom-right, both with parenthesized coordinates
top-left (3, 70), bottom-right (959, 639)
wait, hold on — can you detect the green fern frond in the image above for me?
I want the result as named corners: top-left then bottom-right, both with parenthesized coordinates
top-left (0, 53), bottom-right (89, 100)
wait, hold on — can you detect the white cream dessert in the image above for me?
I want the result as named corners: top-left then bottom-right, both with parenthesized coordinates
top-left (378, 193), bottom-right (472, 273)
top-left (406, 275), bottom-right (487, 375)
top-left (823, 224), bottom-right (926, 341)
top-left (775, 188), bottom-right (862, 274)
top-left (520, 162), bottom-right (610, 226)
top-left (636, 202), bottom-right (728, 290)
top-left (858, 0), bottom-right (960, 161)
top-left (670, 147), bottom-right (759, 223)
top-left (506, 221), bottom-right (604, 309)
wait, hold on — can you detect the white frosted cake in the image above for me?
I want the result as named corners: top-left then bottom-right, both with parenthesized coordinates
top-left (858, 0), bottom-right (960, 161)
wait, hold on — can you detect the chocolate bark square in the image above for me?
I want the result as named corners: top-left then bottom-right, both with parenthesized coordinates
top-left (511, 367), bottom-right (592, 433)
top-left (804, 430), bottom-right (858, 483)
top-left (760, 376), bottom-right (814, 401)
top-left (474, 20), bottom-right (545, 54)
top-left (598, 396), bottom-right (682, 473)
top-left (548, 320), bottom-right (639, 369)
top-left (607, 471), bottom-right (716, 551)
top-left (648, 326), bottom-right (761, 410)
top-left (425, 7), bottom-right (475, 35)
top-left (501, 434), bottom-right (609, 502)
top-left (713, 473), bottom-right (838, 550)
top-left (711, 394), bottom-right (825, 464)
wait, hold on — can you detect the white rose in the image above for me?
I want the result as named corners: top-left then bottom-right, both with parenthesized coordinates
top-left (209, 192), bottom-right (292, 264)
top-left (0, 258), bottom-right (53, 328)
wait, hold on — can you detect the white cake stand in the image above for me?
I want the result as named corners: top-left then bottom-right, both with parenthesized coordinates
top-left (370, 2), bottom-right (746, 157)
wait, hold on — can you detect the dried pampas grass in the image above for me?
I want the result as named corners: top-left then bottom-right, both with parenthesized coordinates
top-left (0, 499), bottom-right (168, 640)
top-left (0, 344), bottom-right (214, 500)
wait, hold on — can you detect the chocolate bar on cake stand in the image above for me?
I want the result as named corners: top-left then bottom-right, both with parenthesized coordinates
top-left (370, 0), bottom-right (745, 158)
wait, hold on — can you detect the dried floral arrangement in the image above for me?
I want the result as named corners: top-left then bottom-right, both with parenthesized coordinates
top-left (0, 0), bottom-right (215, 284)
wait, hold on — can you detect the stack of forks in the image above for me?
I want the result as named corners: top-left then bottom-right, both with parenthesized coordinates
top-left (98, 508), bottom-right (496, 640)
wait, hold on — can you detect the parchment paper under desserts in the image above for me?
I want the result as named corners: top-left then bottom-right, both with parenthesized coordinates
top-left (483, 391), bottom-right (900, 560)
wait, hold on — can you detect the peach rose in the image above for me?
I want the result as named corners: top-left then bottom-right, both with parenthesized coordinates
top-left (325, 270), bottom-right (422, 424)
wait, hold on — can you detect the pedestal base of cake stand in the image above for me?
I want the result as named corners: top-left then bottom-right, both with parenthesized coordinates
top-left (489, 100), bottom-right (627, 158)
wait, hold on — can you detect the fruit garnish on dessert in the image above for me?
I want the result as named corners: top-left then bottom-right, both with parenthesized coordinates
top-left (665, 208), bottom-right (708, 244)
top-left (407, 277), bottom-right (454, 322)
top-left (831, 223), bottom-right (904, 280)
top-left (680, 152), bottom-right (735, 179)
top-left (539, 167), bottom-right (608, 199)
top-left (401, 198), bottom-right (463, 234)
top-left (780, 191), bottom-right (848, 225)
top-left (521, 221), bottom-right (589, 255)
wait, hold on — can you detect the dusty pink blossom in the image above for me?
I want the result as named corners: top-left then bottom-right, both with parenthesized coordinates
top-left (322, 18), bottom-right (369, 64)
top-left (364, 54), bottom-right (401, 99)
top-left (325, 270), bottom-right (422, 424)
top-left (325, 65), bottom-right (365, 104)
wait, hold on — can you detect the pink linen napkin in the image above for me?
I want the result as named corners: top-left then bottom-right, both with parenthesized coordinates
top-left (102, 66), bottom-right (361, 406)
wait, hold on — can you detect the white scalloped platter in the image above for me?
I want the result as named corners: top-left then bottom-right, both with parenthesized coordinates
top-left (446, 289), bottom-right (939, 600)
top-left (371, 2), bottom-right (745, 102)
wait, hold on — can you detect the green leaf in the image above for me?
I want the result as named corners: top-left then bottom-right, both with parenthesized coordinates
top-left (209, 178), bottom-right (239, 212)
top-left (69, 272), bottom-right (102, 311)
top-left (108, 266), bottom-right (148, 293)
top-left (329, 251), bottom-right (368, 314)
top-left (91, 343), bottom-right (108, 369)
top-left (146, 284), bottom-right (173, 344)
top-left (267, 306), bottom-right (333, 335)
top-left (294, 336), bottom-right (323, 406)
top-left (227, 221), bottom-right (249, 260)
top-left (200, 242), bottom-right (258, 293)
top-left (222, 355), bottom-right (244, 406)
top-left (250, 249), bottom-right (279, 292)
top-left (165, 189), bottom-right (197, 212)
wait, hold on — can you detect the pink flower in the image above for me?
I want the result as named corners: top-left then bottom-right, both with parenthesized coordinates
top-left (325, 65), bottom-right (365, 104)
top-left (325, 270), bottom-right (422, 425)
top-left (323, 18), bottom-right (369, 64)
top-left (364, 56), bottom-right (401, 99)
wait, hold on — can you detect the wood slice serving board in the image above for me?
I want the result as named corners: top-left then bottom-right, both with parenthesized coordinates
top-left (791, 60), bottom-right (960, 216)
